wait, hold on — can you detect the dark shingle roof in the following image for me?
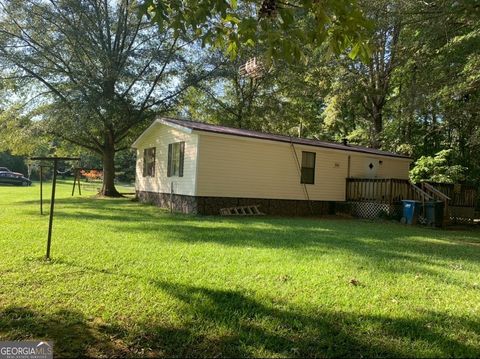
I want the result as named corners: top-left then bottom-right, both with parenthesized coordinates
top-left (161, 117), bottom-right (411, 159)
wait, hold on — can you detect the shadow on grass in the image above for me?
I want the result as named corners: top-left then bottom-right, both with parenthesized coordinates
top-left (3, 283), bottom-right (477, 357)
top-left (0, 307), bottom-right (119, 357)
top-left (139, 280), bottom-right (480, 357)
top-left (3, 249), bottom-right (480, 358)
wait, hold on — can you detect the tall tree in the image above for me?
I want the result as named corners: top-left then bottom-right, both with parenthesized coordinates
top-left (383, 0), bottom-right (480, 178)
top-left (0, 0), bottom-right (203, 196)
top-left (180, 49), bottom-right (325, 137)
top-left (316, 0), bottom-right (406, 148)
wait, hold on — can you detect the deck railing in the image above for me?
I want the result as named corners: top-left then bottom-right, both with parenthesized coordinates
top-left (346, 178), bottom-right (476, 207)
top-left (424, 182), bottom-right (477, 207)
top-left (347, 178), bottom-right (414, 204)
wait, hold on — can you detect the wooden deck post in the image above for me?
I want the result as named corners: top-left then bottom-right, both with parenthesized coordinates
top-left (388, 179), bottom-right (393, 205)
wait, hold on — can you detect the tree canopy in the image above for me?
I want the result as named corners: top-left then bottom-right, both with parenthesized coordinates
top-left (141, 0), bottom-right (372, 62)
top-left (0, 0), bottom-right (207, 195)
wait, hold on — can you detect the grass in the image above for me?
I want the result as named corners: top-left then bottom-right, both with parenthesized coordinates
top-left (1, 181), bottom-right (480, 357)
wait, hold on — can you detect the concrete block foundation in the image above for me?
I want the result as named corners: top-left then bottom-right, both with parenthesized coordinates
top-left (136, 190), bottom-right (335, 216)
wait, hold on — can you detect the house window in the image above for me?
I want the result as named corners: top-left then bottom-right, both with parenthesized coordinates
top-left (143, 147), bottom-right (156, 177)
top-left (301, 151), bottom-right (316, 184)
top-left (167, 142), bottom-right (185, 177)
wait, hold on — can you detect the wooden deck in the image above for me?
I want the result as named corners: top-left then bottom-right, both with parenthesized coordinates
top-left (346, 178), bottom-right (478, 224)
top-left (346, 178), bottom-right (477, 208)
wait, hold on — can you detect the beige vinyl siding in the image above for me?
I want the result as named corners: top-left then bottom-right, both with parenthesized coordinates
top-left (195, 132), bottom-right (349, 201)
top-left (135, 124), bottom-right (198, 196)
top-left (133, 121), bottom-right (411, 201)
top-left (349, 154), bottom-right (411, 179)
top-left (377, 157), bottom-right (411, 178)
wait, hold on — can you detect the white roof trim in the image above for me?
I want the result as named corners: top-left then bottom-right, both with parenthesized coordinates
top-left (131, 117), bottom-right (193, 148)
top-left (157, 118), bottom-right (193, 134)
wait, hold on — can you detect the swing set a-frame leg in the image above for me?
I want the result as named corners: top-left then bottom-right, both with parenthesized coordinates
top-left (71, 168), bottom-right (82, 196)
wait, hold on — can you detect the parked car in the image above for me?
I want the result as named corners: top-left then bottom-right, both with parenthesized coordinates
top-left (0, 167), bottom-right (31, 186)
top-left (0, 167), bottom-right (22, 175)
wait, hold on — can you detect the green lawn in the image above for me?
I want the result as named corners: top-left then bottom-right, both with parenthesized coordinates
top-left (1, 182), bottom-right (480, 357)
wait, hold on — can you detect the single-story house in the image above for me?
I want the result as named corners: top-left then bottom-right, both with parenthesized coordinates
top-left (132, 117), bottom-right (412, 215)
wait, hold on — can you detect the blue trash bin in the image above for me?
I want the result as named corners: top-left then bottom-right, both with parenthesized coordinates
top-left (401, 200), bottom-right (421, 225)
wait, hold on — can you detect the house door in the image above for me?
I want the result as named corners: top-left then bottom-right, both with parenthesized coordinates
top-left (364, 158), bottom-right (380, 178)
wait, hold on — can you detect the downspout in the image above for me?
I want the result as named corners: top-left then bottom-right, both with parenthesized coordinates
top-left (347, 155), bottom-right (351, 178)
top-left (290, 138), bottom-right (314, 215)
top-left (346, 155), bottom-right (351, 202)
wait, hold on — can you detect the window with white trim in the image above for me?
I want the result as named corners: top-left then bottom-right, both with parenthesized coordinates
top-left (143, 147), bottom-right (156, 177)
top-left (167, 142), bottom-right (185, 177)
top-left (301, 151), bottom-right (316, 184)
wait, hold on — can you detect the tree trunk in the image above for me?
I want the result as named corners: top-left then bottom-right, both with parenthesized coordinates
top-left (371, 104), bottom-right (383, 148)
top-left (101, 142), bottom-right (121, 197)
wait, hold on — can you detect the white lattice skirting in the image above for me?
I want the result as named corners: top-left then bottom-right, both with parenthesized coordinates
top-left (348, 201), bottom-right (402, 219)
